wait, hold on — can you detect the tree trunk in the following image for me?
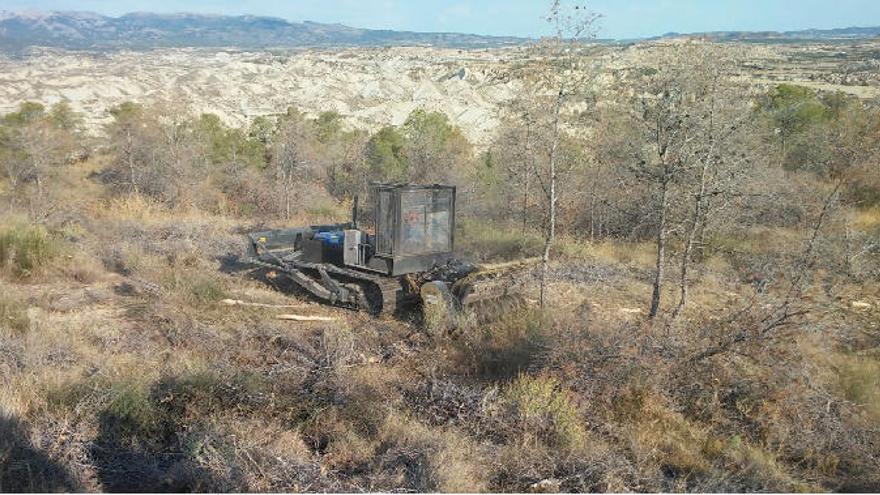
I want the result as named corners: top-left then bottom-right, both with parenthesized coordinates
top-left (539, 90), bottom-right (564, 309)
top-left (522, 120), bottom-right (534, 235)
top-left (649, 178), bottom-right (669, 319)
top-left (672, 160), bottom-right (710, 320)
top-left (589, 185), bottom-right (596, 241)
top-left (126, 128), bottom-right (138, 195)
top-left (522, 171), bottom-right (530, 234)
top-left (780, 130), bottom-right (787, 168)
top-left (695, 196), bottom-right (710, 261)
top-left (285, 174), bottom-right (292, 220)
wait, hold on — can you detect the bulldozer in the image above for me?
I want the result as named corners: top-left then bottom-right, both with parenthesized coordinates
top-left (243, 183), bottom-right (531, 321)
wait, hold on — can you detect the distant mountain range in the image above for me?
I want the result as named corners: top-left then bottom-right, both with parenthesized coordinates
top-left (659, 26), bottom-right (880, 42)
top-left (1, 11), bottom-right (879, 52)
top-left (0, 11), bottom-right (526, 51)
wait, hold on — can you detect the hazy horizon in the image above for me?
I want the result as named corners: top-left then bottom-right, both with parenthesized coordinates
top-left (2, 0), bottom-right (880, 40)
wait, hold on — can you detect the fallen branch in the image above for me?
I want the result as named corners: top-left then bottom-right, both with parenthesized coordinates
top-left (221, 298), bottom-right (306, 309)
top-left (276, 314), bottom-right (337, 322)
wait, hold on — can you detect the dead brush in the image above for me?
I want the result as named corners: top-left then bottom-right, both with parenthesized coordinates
top-left (661, 309), bottom-right (879, 490)
top-left (492, 437), bottom-right (617, 492)
top-left (402, 377), bottom-right (500, 436)
top-left (219, 418), bottom-right (323, 491)
top-left (448, 306), bottom-right (549, 379)
top-left (0, 414), bottom-right (81, 492)
top-left (331, 364), bottom-right (402, 433)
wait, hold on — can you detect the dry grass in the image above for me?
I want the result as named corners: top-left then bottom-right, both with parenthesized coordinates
top-left (376, 413), bottom-right (489, 492)
top-left (456, 220), bottom-right (544, 261)
top-left (852, 206), bottom-right (880, 231)
top-left (456, 221), bottom-right (656, 269)
top-left (570, 238), bottom-right (656, 268)
top-left (836, 354), bottom-right (880, 422)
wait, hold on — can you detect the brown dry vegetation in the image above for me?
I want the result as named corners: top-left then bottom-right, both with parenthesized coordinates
top-left (1, 40), bottom-right (880, 493)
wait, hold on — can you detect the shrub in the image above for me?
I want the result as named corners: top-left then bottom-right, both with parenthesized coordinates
top-left (188, 277), bottom-right (227, 304)
top-left (47, 377), bottom-right (163, 438)
top-left (503, 373), bottom-right (585, 449)
top-left (161, 270), bottom-right (228, 304)
top-left (636, 405), bottom-right (711, 477)
top-left (104, 380), bottom-right (162, 438)
top-left (152, 368), bottom-right (274, 420)
top-left (722, 437), bottom-right (816, 492)
top-left (847, 165), bottom-right (880, 207)
top-left (0, 224), bottom-right (60, 279)
top-left (0, 293), bottom-right (29, 335)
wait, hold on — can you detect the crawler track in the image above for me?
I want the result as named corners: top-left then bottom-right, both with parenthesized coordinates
top-left (246, 255), bottom-right (535, 320)
top-left (247, 256), bottom-right (418, 316)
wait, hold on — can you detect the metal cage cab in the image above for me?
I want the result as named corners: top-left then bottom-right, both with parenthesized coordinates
top-left (366, 183), bottom-right (456, 276)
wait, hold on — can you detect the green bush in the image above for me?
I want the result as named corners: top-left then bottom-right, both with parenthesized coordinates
top-left (0, 224), bottom-right (61, 279)
top-left (366, 126), bottom-right (408, 182)
top-left (504, 373), bottom-right (585, 449)
top-left (104, 380), bottom-right (162, 437)
top-left (188, 277), bottom-right (227, 303)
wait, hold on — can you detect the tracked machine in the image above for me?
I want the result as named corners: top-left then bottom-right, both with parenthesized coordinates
top-left (244, 183), bottom-right (531, 321)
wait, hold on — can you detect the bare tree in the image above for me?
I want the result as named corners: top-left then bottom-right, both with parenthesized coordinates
top-left (610, 43), bottom-right (752, 319)
top-left (487, 109), bottom-right (537, 233)
top-left (669, 48), bottom-right (753, 319)
top-left (272, 115), bottom-right (315, 220)
top-left (11, 116), bottom-right (76, 216)
top-left (629, 65), bottom-right (693, 319)
top-left (530, 0), bottom-right (600, 307)
top-left (106, 102), bottom-right (152, 196)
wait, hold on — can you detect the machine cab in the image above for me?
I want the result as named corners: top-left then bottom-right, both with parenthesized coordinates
top-left (359, 183), bottom-right (456, 275)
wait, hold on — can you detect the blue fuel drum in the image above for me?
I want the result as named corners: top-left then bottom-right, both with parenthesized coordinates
top-left (313, 230), bottom-right (345, 248)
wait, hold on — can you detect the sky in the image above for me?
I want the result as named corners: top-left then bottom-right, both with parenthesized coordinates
top-left (3, 0), bottom-right (880, 39)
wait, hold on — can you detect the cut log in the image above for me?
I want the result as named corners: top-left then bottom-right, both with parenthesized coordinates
top-left (275, 314), bottom-right (336, 322)
top-left (221, 298), bottom-right (306, 309)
